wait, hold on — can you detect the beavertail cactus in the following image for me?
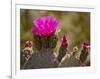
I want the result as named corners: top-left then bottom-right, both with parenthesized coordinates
top-left (23, 16), bottom-right (59, 69)
top-left (21, 16), bottom-right (90, 69)
top-left (80, 41), bottom-right (90, 64)
top-left (21, 41), bottom-right (33, 69)
top-left (59, 46), bottom-right (81, 67)
top-left (59, 56), bottom-right (81, 67)
top-left (57, 35), bottom-right (68, 63)
top-left (22, 41), bottom-right (33, 60)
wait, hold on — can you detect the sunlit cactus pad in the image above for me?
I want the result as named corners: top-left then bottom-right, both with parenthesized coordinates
top-left (25, 48), bottom-right (57, 69)
top-left (59, 56), bottom-right (81, 67)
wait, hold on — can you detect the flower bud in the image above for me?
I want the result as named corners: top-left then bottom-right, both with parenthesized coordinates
top-left (61, 35), bottom-right (68, 48)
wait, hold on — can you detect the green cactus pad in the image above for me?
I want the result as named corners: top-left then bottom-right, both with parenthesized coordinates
top-left (59, 56), bottom-right (81, 67)
top-left (25, 48), bottom-right (58, 69)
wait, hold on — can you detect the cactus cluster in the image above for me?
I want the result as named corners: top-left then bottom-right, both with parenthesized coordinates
top-left (21, 16), bottom-right (90, 69)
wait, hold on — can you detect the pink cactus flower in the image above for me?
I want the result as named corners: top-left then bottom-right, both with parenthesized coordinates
top-left (32, 16), bottom-right (59, 37)
top-left (83, 41), bottom-right (90, 49)
top-left (61, 35), bottom-right (68, 48)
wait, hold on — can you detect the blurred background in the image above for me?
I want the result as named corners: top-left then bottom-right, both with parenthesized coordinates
top-left (20, 9), bottom-right (90, 53)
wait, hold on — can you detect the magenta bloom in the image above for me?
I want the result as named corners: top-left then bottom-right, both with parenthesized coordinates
top-left (61, 35), bottom-right (68, 48)
top-left (32, 16), bottom-right (59, 37)
top-left (83, 41), bottom-right (89, 49)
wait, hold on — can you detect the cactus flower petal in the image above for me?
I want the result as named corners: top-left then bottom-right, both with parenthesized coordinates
top-left (32, 16), bottom-right (59, 37)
